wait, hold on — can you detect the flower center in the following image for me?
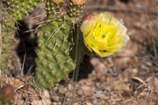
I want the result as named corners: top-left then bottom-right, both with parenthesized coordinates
top-left (102, 35), bottom-right (106, 38)
top-left (91, 22), bottom-right (117, 46)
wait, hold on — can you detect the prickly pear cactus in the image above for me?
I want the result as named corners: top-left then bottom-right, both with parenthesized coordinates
top-left (34, 0), bottom-right (88, 89)
top-left (0, 9), bottom-right (16, 70)
top-left (7, 0), bottom-right (43, 20)
top-left (2, 0), bottom-right (88, 89)
top-left (35, 17), bottom-right (76, 89)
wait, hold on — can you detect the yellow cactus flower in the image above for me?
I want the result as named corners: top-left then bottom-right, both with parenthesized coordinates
top-left (81, 12), bottom-right (129, 57)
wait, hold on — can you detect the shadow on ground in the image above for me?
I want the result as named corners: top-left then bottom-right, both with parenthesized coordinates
top-left (69, 55), bottom-right (94, 81)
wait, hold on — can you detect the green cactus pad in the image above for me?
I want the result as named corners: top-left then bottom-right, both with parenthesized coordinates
top-left (7, 0), bottom-right (43, 20)
top-left (35, 16), bottom-right (77, 89)
top-left (0, 11), bottom-right (16, 70)
top-left (68, 0), bottom-right (86, 17)
top-left (46, 0), bottom-right (64, 16)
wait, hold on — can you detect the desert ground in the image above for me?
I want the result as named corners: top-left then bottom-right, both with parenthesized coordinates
top-left (1, 0), bottom-right (158, 105)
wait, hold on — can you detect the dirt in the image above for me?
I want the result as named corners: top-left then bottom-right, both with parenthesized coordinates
top-left (1, 0), bottom-right (158, 105)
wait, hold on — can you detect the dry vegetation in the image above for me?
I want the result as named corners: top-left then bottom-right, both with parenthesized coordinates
top-left (1, 0), bottom-right (158, 105)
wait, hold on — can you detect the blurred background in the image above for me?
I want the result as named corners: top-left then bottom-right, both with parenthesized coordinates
top-left (1, 0), bottom-right (158, 104)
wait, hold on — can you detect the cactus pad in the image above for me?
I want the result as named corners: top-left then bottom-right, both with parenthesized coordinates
top-left (35, 17), bottom-right (77, 89)
top-left (46, 0), bottom-right (65, 15)
top-left (0, 11), bottom-right (15, 70)
top-left (7, 0), bottom-right (43, 20)
top-left (68, 0), bottom-right (87, 17)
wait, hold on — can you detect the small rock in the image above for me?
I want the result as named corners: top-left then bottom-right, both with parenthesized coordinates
top-left (73, 102), bottom-right (80, 105)
top-left (131, 68), bottom-right (138, 75)
top-left (51, 96), bottom-right (60, 102)
top-left (146, 62), bottom-right (153, 67)
top-left (52, 102), bottom-right (58, 105)
top-left (96, 103), bottom-right (104, 105)
top-left (94, 91), bottom-right (103, 98)
top-left (81, 86), bottom-right (92, 92)
top-left (31, 100), bottom-right (42, 105)
top-left (16, 98), bottom-right (25, 105)
top-left (42, 90), bottom-right (50, 98)
top-left (106, 57), bottom-right (113, 63)
top-left (86, 102), bottom-right (93, 105)
top-left (90, 57), bottom-right (100, 65)
top-left (68, 84), bottom-right (73, 90)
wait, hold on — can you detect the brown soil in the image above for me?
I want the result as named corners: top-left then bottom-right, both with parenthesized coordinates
top-left (1, 0), bottom-right (158, 105)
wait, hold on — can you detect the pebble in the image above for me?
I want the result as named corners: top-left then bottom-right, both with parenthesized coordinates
top-left (86, 102), bottom-right (93, 105)
top-left (51, 96), bottom-right (60, 102)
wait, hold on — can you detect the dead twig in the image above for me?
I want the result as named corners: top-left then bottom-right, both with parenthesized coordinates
top-left (130, 77), bottom-right (152, 96)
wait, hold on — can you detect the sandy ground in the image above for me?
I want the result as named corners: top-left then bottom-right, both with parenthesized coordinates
top-left (1, 0), bottom-right (158, 105)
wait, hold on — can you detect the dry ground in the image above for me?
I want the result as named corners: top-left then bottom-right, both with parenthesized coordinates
top-left (1, 0), bottom-right (158, 105)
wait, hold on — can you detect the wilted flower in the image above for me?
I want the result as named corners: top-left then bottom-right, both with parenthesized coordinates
top-left (81, 12), bottom-right (129, 57)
